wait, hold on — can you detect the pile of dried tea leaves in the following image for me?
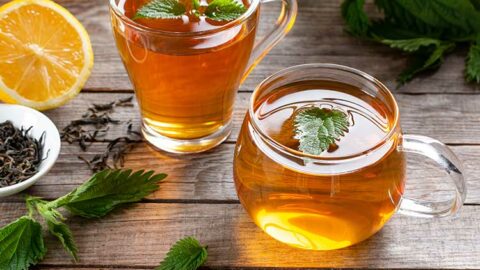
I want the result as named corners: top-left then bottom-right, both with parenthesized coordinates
top-left (61, 96), bottom-right (141, 172)
top-left (0, 121), bottom-right (46, 187)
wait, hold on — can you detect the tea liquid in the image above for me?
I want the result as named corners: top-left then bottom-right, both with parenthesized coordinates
top-left (234, 80), bottom-right (406, 250)
top-left (113, 0), bottom-right (256, 142)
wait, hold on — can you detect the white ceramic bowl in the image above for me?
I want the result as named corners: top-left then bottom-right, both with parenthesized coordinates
top-left (0, 104), bottom-right (61, 197)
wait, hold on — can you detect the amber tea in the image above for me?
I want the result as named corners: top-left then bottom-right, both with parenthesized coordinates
top-left (110, 0), bottom-right (297, 153)
top-left (234, 64), bottom-right (466, 251)
top-left (234, 79), bottom-right (406, 250)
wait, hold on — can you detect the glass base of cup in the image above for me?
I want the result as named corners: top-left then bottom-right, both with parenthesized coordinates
top-left (141, 120), bottom-right (232, 154)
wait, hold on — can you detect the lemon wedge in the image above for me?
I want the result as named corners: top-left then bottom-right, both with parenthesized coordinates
top-left (0, 0), bottom-right (93, 110)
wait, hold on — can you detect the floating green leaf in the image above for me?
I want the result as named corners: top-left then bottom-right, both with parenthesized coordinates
top-left (205, 0), bottom-right (246, 21)
top-left (294, 108), bottom-right (350, 155)
top-left (133, 0), bottom-right (186, 19)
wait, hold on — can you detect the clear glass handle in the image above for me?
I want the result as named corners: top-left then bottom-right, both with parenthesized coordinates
top-left (398, 135), bottom-right (467, 218)
top-left (242, 0), bottom-right (298, 80)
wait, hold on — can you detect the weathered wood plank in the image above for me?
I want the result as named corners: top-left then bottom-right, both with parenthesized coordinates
top-left (0, 142), bottom-right (477, 204)
top-left (1, 203), bottom-right (479, 269)
top-left (0, 0), bottom-right (473, 93)
top-left (44, 92), bottom-right (480, 145)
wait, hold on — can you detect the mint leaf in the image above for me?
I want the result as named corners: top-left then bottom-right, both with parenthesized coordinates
top-left (134, 0), bottom-right (186, 19)
top-left (381, 37), bottom-right (441, 52)
top-left (341, 0), bottom-right (370, 37)
top-left (48, 169), bottom-right (167, 218)
top-left (30, 198), bottom-right (78, 261)
top-left (466, 39), bottom-right (480, 83)
top-left (205, 0), bottom-right (246, 21)
top-left (0, 216), bottom-right (46, 270)
top-left (156, 237), bottom-right (208, 270)
top-left (294, 108), bottom-right (350, 155)
top-left (398, 42), bottom-right (455, 85)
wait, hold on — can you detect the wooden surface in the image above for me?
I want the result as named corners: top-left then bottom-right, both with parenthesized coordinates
top-left (1, 0), bottom-right (479, 269)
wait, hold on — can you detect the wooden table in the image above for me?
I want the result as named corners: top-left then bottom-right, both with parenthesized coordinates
top-left (1, 0), bottom-right (479, 269)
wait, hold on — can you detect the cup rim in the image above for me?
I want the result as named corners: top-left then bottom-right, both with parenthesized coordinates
top-left (249, 63), bottom-right (400, 161)
top-left (109, 0), bottom-right (260, 37)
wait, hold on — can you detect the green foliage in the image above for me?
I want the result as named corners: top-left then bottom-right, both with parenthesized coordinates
top-left (48, 169), bottom-right (167, 218)
top-left (341, 0), bottom-right (370, 37)
top-left (381, 38), bottom-right (441, 52)
top-left (342, 0), bottom-right (480, 86)
top-left (156, 237), bottom-right (208, 270)
top-left (31, 198), bottom-right (79, 261)
top-left (134, 0), bottom-right (246, 21)
top-left (0, 169), bottom-right (167, 269)
top-left (0, 217), bottom-right (46, 270)
top-left (294, 108), bottom-right (350, 155)
top-left (133, 0), bottom-right (186, 19)
top-left (205, 0), bottom-right (247, 21)
top-left (466, 38), bottom-right (480, 82)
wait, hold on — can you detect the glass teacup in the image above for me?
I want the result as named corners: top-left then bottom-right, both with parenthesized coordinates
top-left (110, 0), bottom-right (297, 153)
top-left (233, 64), bottom-right (466, 250)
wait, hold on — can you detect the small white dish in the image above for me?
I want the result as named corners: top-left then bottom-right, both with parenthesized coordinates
top-left (0, 104), bottom-right (61, 197)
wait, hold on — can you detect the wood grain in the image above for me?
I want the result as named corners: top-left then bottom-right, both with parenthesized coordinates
top-left (0, 142), bottom-right (477, 204)
top-left (44, 92), bottom-right (480, 144)
top-left (1, 203), bottom-right (479, 269)
top-left (0, 0), bottom-right (479, 269)
top-left (0, 0), bottom-right (473, 93)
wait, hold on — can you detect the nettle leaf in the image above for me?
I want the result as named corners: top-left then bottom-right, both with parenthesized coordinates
top-left (294, 107), bottom-right (350, 156)
top-left (134, 0), bottom-right (186, 19)
top-left (156, 237), bottom-right (208, 270)
top-left (205, 0), bottom-right (246, 21)
top-left (32, 199), bottom-right (78, 261)
top-left (466, 39), bottom-right (480, 83)
top-left (471, 0), bottom-right (480, 10)
top-left (0, 216), bottom-right (46, 270)
top-left (341, 0), bottom-right (370, 37)
top-left (48, 169), bottom-right (167, 218)
top-left (381, 37), bottom-right (441, 52)
top-left (398, 42), bottom-right (455, 85)
top-left (374, 0), bottom-right (480, 39)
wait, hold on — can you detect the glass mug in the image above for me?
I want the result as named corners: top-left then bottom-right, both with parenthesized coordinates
top-left (109, 0), bottom-right (297, 153)
top-left (233, 64), bottom-right (466, 250)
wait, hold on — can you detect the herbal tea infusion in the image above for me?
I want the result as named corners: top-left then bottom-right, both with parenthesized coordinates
top-left (110, 0), bottom-right (297, 153)
top-left (234, 64), bottom-right (466, 250)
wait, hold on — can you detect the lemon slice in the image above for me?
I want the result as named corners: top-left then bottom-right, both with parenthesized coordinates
top-left (0, 0), bottom-right (93, 110)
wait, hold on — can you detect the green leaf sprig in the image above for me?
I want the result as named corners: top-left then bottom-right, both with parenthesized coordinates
top-left (294, 107), bottom-right (350, 156)
top-left (0, 169), bottom-right (167, 270)
top-left (134, 0), bottom-right (247, 21)
top-left (341, 0), bottom-right (480, 86)
top-left (156, 236), bottom-right (208, 270)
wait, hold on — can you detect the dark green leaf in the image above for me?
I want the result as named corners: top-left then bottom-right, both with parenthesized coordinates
top-left (471, 0), bottom-right (480, 10)
top-left (381, 37), bottom-right (441, 52)
top-left (134, 0), bottom-right (186, 19)
top-left (398, 42), bottom-right (455, 85)
top-left (32, 199), bottom-right (78, 261)
top-left (48, 169), bottom-right (167, 218)
top-left (156, 237), bottom-right (208, 270)
top-left (294, 108), bottom-right (350, 155)
top-left (0, 216), bottom-right (46, 270)
top-left (341, 0), bottom-right (370, 37)
top-left (205, 0), bottom-right (246, 21)
top-left (466, 38), bottom-right (480, 83)
top-left (374, 0), bottom-right (480, 39)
